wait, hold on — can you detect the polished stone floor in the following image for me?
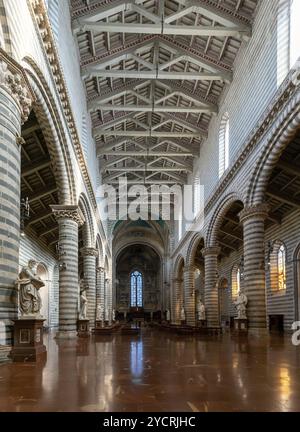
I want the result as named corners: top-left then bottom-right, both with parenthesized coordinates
top-left (0, 328), bottom-right (300, 412)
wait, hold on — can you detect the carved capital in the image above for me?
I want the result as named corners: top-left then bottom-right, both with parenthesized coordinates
top-left (239, 203), bottom-right (269, 223)
top-left (173, 278), bottom-right (183, 284)
top-left (201, 246), bottom-right (221, 258)
top-left (97, 266), bottom-right (105, 274)
top-left (183, 264), bottom-right (198, 274)
top-left (51, 205), bottom-right (85, 226)
top-left (81, 247), bottom-right (98, 257)
top-left (0, 50), bottom-right (34, 124)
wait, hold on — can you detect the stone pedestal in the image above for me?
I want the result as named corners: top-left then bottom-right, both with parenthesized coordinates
top-left (11, 319), bottom-right (47, 362)
top-left (95, 320), bottom-right (104, 329)
top-left (77, 319), bottom-right (90, 338)
top-left (197, 319), bottom-right (207, 328)
top-left (233, 318), bottom-right (248, 335)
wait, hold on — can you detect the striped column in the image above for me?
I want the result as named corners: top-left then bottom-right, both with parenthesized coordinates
top-left (239, 204), bottom-right (268, 334)
top-left (203, 247), bottom-right (221, 328)
top-left (81, 247), bottom-right (98, 327)
top-left (51, 205), bottom-right (84, 338)
top-left (183, 266), bottom-right (196, 326)
top-left (96, 266), bottom-right (105, 315)
top-left (0, 59), bottom-right (32, 344)
top-left (171, 278), bottom-right (182, 324)
top-left (105, 278), bottom-right (112, 323)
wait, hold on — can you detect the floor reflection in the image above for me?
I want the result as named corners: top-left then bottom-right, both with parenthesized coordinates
top-left (0, 329), bottom-right (299, 412)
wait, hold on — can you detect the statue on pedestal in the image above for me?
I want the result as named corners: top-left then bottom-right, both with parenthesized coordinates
top-left (79, 279), bottom-right (88, 319)
top-left (234, 291), bottom-right (248, 320)
top-left (180, 307), bottom-right (186, 322)
top-left (112, 309), bottom-right (116, 322)
top-left (197, 299), bottom-right (206, 321)
top-left (16, 260), bottom-right (45, 318)
top-left (166, 309), bottom-right (170, 322)
top-left (96, 304), bottom-right (104, 321)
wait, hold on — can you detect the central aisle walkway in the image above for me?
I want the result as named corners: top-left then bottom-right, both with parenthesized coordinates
top-left (0, 328), bottom-right (299, 412)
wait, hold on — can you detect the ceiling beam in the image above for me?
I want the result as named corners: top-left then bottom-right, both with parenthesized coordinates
top-left (22, 157), bottom-right (52, 177)
top-left (266, 188), bottom-right (300, 209)
top-left (28, 185), bottom-right (58, 203)
top-left (107, 179), bottom-right (183, 185)
top-left (28, 209), bottom-right (54, 226)
top-left (99, 151), bottom-right (195, 157)
top-left (94, 130), bottom-right (203, 138)
top-left (87, 69), bottom-right (229, 81)
top-left (277, 160), bottom-right (300, 178)
top-left (103, 167), bottom-right (192, 172)
top-left (81, 22), bottom-right (250, 38)
top-left (94, 104), bottom-right (213, 113)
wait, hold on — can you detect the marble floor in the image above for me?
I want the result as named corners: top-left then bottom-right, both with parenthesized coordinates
top-left (0, 328), bottom-right (300, 412)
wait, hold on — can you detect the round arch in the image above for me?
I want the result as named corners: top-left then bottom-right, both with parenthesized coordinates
top-left (186, 233), bottom-right (205, 268)
top-left (173, 255), bottom-right (185, 280)
top-left (23, 58), bottom-right (77, 204)
top-left (95, 234), bottom-right (104, 267)
top-left (206, 193), bottom-right (244, 247)
top-left (78, 193), bottom-right (95, 247)
top-left (246, 93), bottom-right (300, 206)
top-left (293, 243), bottom-right (300, 321)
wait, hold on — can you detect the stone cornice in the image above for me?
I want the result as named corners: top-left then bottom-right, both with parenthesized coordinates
top-left (51, 205), bottom-right (85, 226)
top-left (0, 49), bottom-right (35, 124)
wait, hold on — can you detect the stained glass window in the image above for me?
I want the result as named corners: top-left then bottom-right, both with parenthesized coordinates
top-left (130, 271), bottom-right (143, 307)
top-left (278, 245), bottom-right (287, 290)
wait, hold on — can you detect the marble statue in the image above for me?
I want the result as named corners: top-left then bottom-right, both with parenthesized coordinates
top-left (197, 300), bottom-right (206, 321)
top-left (180, 307), bottom-right (186, 322)
top-left (79, 279), bottom-right (88, 319)
top-left (105, 308), bottom-right (109, 321)
top-left (166, 309), bottom-right (170, 322)
top-left (16, 260), bottom-right (45, 318)
top-left (96, 304), bottom-right (104, 321)
top-left (234, 291), bottom-right (248, 320)
top-left (112, 309), bottom-right (116, 321)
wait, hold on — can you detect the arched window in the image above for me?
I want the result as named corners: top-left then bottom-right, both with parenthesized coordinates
top-left (268, 240), bottom-right (287, 291)
top-left (219, 113), bottom-right (230, 178)
top-left (277, 0), bottom-right (300, 87)
top-left (231, 264), bottom-right (241, 299)
top-left (130, 271), bottom-right (143, 307)
top-left (277, 244), bottom-right (287, 290)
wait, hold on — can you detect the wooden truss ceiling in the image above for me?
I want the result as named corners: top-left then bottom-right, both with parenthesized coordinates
top-left (71, 0), bottom-right (258, 188)
top-left (21, 112), bottom-right (59, 255)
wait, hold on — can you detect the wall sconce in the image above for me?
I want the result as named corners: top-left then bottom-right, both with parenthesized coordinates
top-left (59, 263), bottom-right (67, 272)
top-left (20, 197), bottom-right (30, 236)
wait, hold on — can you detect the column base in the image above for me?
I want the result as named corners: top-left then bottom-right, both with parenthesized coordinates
top-left (248, 327), bottom-right (269, 338)
top-left (55, 330), bottom-right (78, 339)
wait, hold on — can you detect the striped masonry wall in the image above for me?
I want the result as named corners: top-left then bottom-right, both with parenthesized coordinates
top-left (0, 86), bottom-right (21, 344)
